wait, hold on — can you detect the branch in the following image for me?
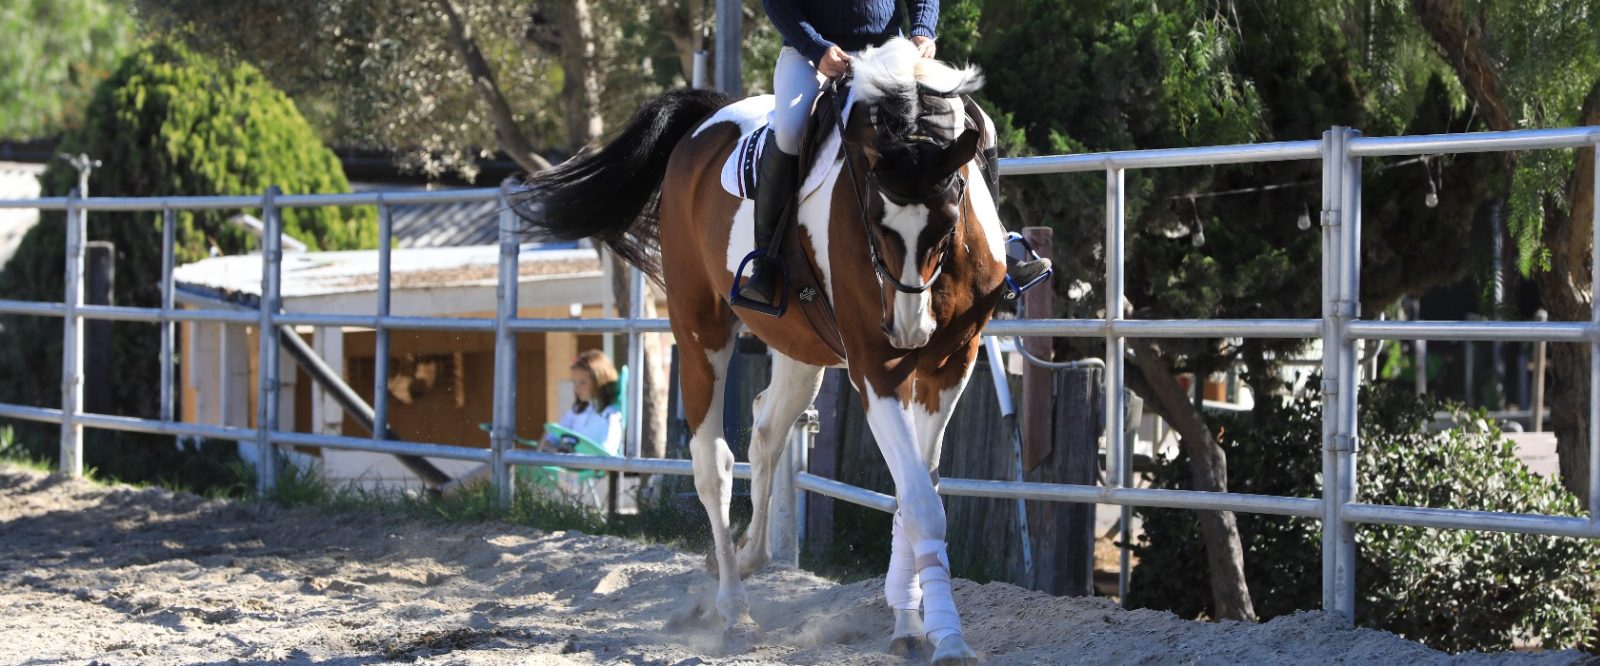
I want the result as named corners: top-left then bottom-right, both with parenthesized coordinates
top-left (1410, 0), bottom-right (1514, 133)
top-left (436, 0), bottom-right (553, 173)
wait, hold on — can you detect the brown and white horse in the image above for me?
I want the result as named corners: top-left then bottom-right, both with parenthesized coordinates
top-left (518, 39), bottom-right (1006, 665)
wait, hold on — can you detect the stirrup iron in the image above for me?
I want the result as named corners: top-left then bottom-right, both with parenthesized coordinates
top-left (1003, 232), bottom-right (1052, 299)
top-left (729, 250), bottom-right (789, 318)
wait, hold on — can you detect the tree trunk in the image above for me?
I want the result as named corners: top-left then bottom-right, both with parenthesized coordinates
top-left (654, 0), bottom-right (705, 85)
top-left (1541, 86), bottom-right (1600, 504)
top-left (1414, 0), bottom-right (1600, 506)
top-left (1129, 339), bottom-right (1259, 622)
top-left (553, 0), bottom-right (604, 153)
top-left (436, 0), bottom-right (553, 173)
top-left (610, 254), bottom-right (669, 459)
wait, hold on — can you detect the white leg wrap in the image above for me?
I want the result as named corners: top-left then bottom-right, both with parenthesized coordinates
top-left (885, 510), bottom-right (922, 611)
top-left (913, 539), bottom-right (961, 646)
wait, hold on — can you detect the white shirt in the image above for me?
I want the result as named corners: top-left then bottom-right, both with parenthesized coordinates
top-left (551, 402), bottom-right (622, 455)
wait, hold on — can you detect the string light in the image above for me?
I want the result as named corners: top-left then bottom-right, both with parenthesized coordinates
top-left (1297, 203), bottom-right (1312, 230)
top-left (1422, 155), bottom-right (1440, 208)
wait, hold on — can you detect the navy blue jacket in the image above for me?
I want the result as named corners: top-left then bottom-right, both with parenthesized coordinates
top-left (762, 0), bottom-right (939, 65)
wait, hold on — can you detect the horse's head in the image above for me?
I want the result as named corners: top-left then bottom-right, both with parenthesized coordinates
top-left (843, 39), bottom-right (986, 350)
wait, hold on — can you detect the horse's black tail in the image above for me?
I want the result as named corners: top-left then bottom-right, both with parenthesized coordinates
top-left (515, 88), bottom-right (736, 281)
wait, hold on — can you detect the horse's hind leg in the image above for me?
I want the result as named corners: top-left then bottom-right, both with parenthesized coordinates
top-left (734, 353), bottom-right (825, 577)
top-left (674, 314), bottom-right (757, 647)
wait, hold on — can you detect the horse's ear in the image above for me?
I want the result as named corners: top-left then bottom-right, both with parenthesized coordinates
top-left (939, 128), bottom-right (982, 176)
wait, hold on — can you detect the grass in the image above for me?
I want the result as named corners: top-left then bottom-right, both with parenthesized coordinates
top-left (0, 425), bottom-right (68, 475)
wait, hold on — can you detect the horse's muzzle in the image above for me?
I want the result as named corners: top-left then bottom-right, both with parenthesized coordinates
top-left (882, 320), bottom-right (933, 350)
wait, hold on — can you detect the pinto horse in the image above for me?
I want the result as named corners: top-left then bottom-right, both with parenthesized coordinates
top-left (518, 39), bottom-right (1006, 665)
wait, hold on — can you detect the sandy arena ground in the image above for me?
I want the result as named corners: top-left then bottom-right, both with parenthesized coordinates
top-left (1, 464), bottom-right (1592, 665)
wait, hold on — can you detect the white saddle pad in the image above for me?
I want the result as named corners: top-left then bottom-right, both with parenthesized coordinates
top-left (715, 91), bottom-right (856, 202)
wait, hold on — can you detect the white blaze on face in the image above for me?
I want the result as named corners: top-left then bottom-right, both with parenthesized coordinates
top-left (880, 199), bottom-right (937, 349)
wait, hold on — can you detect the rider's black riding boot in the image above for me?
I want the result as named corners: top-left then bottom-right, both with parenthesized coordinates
top-left (987, 146), bottom-right (1052, 287)
top-left (735, 133), bottom-right (799, 309)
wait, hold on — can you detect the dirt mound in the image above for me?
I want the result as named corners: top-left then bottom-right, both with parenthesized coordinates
top-left (0, 464), bottom-right (1587, 665)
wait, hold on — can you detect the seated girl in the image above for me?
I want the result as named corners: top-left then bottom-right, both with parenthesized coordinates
top-left (543, 349), bottom-right (622, 455)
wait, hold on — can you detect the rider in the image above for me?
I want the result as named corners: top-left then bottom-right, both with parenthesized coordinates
top-left (735, 0), bottom-right (1051, 313)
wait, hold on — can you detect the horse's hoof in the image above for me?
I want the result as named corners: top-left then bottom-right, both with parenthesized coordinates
top-left (888, 635), bottom-right (934, 660)
top-left (930, 635), bottom-right (980, 665)
top-left (718, 622), bottom-right (760, 656)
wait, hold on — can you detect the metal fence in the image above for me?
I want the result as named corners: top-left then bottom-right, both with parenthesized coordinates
top-left (1, 124), bottom-right (1597, 623)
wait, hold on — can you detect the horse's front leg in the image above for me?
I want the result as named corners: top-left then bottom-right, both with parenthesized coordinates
top-left (857, 372), bottom-right (978, 666)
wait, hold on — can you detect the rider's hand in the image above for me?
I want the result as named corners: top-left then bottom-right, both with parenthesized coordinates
top-left (818, 46), bottom-right (852, 78)
top-left (912, 35), bottom-right (937, 59)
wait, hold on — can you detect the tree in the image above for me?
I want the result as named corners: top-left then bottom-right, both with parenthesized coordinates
top-left (0, 40), bottom-right (374, 489)
top-left (0, 0), bottom-right (136, 141)
top-left (975, 0), bottom-right (1498, 620)
top-left (1410, 0), bottom-right (1600, 508)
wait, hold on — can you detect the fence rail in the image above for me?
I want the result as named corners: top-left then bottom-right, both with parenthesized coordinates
top-left (1, 124), bottom-right (1597, 623)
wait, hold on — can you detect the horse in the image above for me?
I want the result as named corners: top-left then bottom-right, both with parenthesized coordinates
top-left (517, 38), bottom-right (1007, 665)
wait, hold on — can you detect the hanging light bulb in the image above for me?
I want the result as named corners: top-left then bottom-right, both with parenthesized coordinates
top-left (1423, 156), bottom-right (1440, 208)
top-left (1188, 195), bottom-right (1205, 248)
top-left (1297, 203), bottom-right (1312, 230)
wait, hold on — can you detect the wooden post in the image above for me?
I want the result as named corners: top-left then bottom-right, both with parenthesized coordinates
top-left (1533, 309), bottom-right (1548, 431)
top-left (1021, 227), bottom-right (1055, 470)
top-left (84, 242), bottom-right (114, 415)
top-left (1024, 366), bottom-right (1101, 596)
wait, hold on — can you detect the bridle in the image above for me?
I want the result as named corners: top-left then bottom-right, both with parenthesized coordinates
top-left (828, 76), bottom-right (967, 310)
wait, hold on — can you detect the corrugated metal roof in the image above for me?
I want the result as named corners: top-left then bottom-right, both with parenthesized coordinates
top-left (173, 245), bottom-right (603, 306)
top-left (351, 182), bottom-right (518, 249)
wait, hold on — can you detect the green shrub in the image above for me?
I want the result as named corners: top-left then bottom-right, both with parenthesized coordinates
top-left (1127, 382), bottom-right (1600, 651)
top-left (0, 40), bottom-right (373, 494)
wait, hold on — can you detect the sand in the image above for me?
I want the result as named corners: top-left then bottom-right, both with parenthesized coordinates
top-left (0, 463), bottom-right (1591, 665)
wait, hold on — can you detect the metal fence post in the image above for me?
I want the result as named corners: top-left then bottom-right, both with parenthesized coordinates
top-left (770, 409), bottom-right (814, 567)
top-left (1319, 128), bottom-right (1342, 614)
top-left (1333, 128), bottom-right (1364, 621)
top-left (255, 186), bottom-right (284, 495)
top-left (626, 266), bottom-right (645, 460)
top-left (1590, 136), bottom-right (1600, 518)
top-left (159, 207), bottom-right (177, 423)
top-left (714, 0), bottom-right (741, 94)
top-left (374, 197), bottom-right (393, 451)
top-left (491, 182), bottom-right (520, 508)
top-left (1104, 167), bottom-right (1127, 493)
top-left (59, 188), bottom-right (86, 478)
